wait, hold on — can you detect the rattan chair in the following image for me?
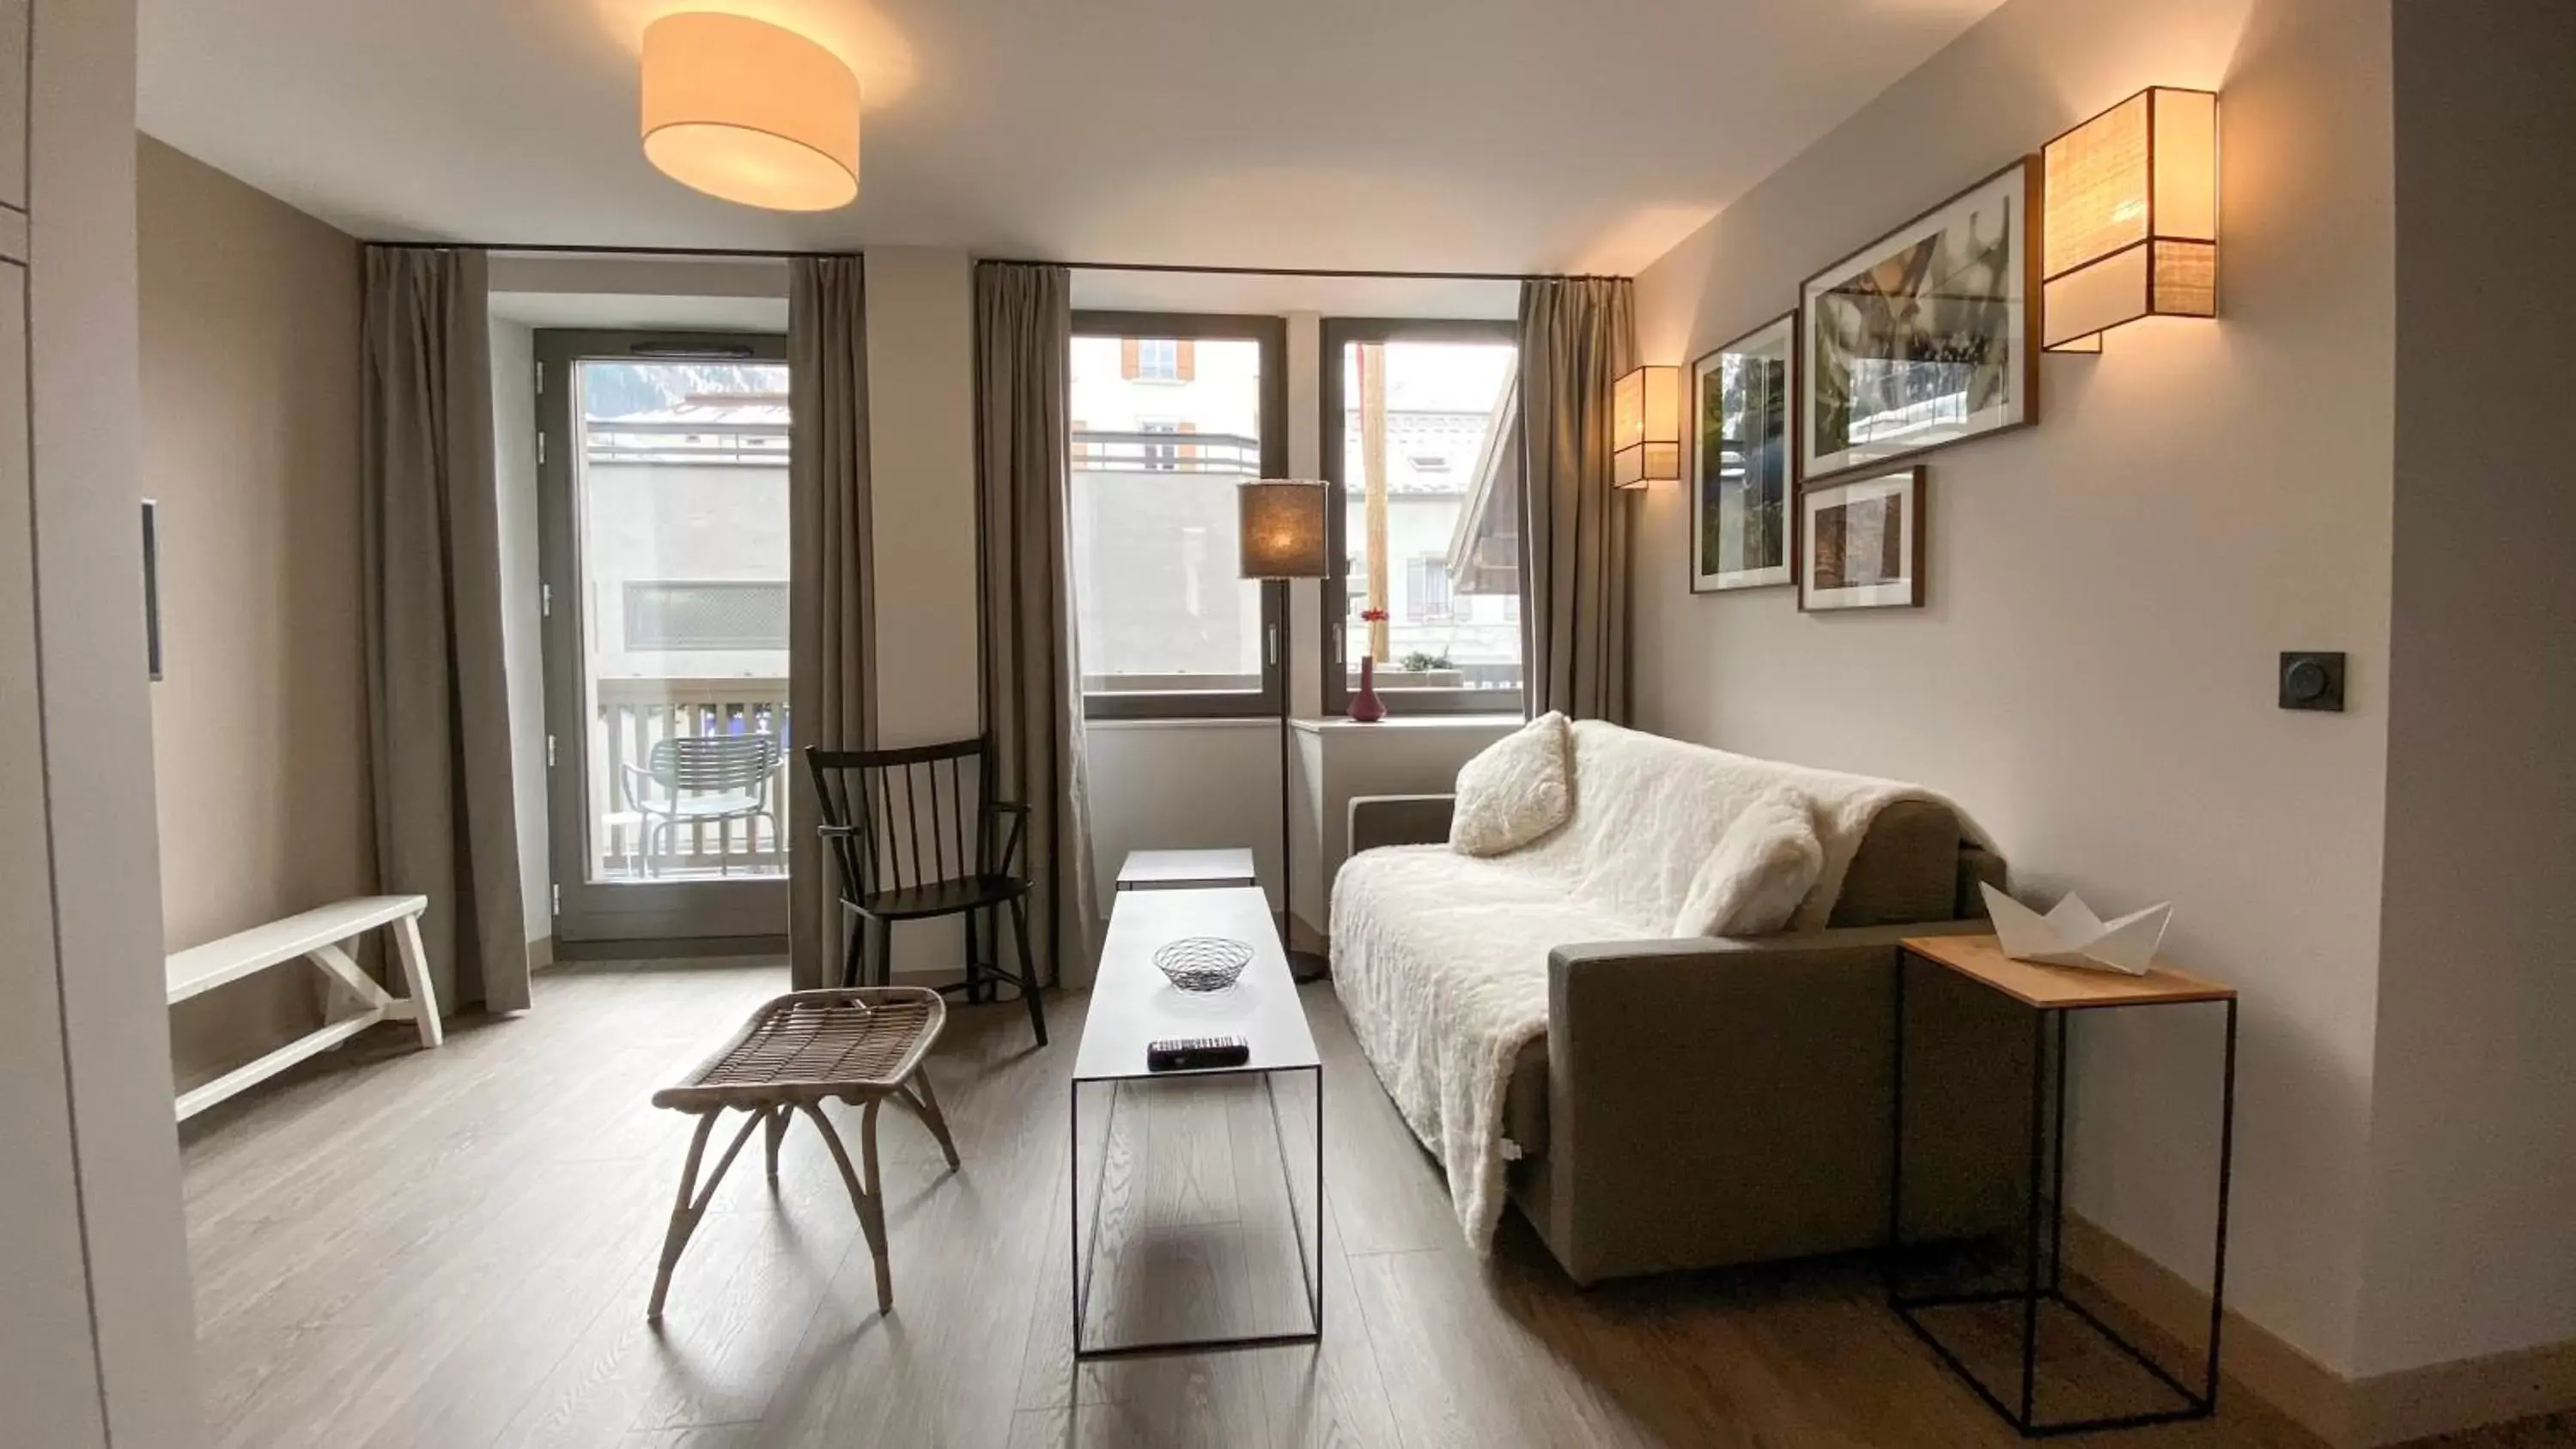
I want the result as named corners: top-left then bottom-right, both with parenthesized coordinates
top-left (646, 986), bottom-right (957, 1320)
top-left (805, 740), bottom-right (1048, 1047)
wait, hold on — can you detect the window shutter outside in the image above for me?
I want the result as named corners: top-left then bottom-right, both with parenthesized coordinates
top-left (1121, 338), bottom-right (1140, 379)
top-left (1176, 339), bottom-right (1196, 380)
top-left (1178, 420), bottom-right (1198, 463)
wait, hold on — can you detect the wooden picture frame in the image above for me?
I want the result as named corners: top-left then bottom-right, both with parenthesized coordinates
top-left (1688, 311), bottom-right (1797, 593)
top-left (1800, 158), bottom-right (2041, 481)
top-left (1798, 465), bottom-right (1925, 612)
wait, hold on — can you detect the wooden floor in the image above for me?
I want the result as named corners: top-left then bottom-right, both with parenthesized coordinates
top-left (182, 959), bottom-right (2569, 1449)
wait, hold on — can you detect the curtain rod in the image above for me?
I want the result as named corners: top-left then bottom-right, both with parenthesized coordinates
top-left (367, 238), bottom-right (1612, 282)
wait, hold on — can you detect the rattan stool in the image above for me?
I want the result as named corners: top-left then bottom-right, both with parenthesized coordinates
top-left (647, 986), bottom-right (958, 1320)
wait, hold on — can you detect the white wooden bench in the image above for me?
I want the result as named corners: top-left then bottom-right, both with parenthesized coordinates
top-left (167, 894), bottom-right (443, 1121)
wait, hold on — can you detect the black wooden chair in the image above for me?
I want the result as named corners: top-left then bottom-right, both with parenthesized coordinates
top-left (805, 740), bottom-right (1047, 1046)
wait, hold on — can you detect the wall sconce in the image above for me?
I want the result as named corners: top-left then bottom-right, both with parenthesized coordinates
top-left (2042, 87), bottom-right (2218, 352)
top-left (1613, 364), bottom-right (1681, 488)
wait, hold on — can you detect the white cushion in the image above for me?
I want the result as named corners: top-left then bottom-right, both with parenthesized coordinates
top-left (1447, 712), bottom-right (1572, 857)
top-left (1671, 788), bottom-right (1824, 937)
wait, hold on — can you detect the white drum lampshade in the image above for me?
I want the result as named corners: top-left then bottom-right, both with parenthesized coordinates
top-left (641, 13), bottom-right (860, 212)
top-left (1236, 480), bottom-right (1330, 579)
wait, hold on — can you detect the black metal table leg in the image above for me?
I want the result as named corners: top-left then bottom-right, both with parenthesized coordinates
top-left (1072, 1064), bottom-right (1323, 1361)
top-left (1888, 943), bottom-right (2238, 1438)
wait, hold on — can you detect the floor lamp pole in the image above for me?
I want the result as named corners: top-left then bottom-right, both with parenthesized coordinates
top-left (1278, 579), bottom-right (1327, 984)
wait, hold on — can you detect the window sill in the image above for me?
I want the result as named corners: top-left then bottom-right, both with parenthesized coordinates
top-left (1288, 713), bottom-right (1523, 734)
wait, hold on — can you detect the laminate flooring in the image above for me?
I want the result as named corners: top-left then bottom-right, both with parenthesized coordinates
top-left (180, 958), bottom-right (2570, 1449)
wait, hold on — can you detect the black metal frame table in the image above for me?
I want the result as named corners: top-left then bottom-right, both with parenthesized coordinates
top-left (1070, 885), bottom-right (1322, 1360)
top-left (1889, 932), bottom-right (2238, 1438)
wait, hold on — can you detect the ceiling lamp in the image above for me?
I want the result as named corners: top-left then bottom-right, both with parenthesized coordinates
top-left (2042, 87), bottom-right (2218, 352)
top-left (641, 13), bottom-right (860, 212)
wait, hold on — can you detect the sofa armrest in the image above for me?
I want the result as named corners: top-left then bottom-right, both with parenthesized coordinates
top-left (1347, 793), bottom-right (1454, 853)
top-left (1530, 920), bottom-right (2018, 1283)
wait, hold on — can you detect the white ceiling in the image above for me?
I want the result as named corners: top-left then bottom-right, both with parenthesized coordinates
top-left (139, 0), bottom-right (2006, 275)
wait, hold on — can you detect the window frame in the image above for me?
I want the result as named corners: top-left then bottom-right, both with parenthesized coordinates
top-left (533, 327), bottom-right (793, 947)
top-left (1071, 310), bottom-right (1289, 721)
top-left (1318, 315), bottom-right (1528, 718)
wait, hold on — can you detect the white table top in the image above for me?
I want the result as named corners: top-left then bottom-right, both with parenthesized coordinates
top-left (1116, 847), bottom-right (1258, 886)
top-left (1073, 886), bottom-right (1320, 1082)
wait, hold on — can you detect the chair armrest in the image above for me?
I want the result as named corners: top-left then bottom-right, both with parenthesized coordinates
top-left (1534, 920), bottom-right (2014, 1283)
top-left (1348, 793), bottom-right (1455, 853)
top-left (622, 762), bottom-right (665, 812)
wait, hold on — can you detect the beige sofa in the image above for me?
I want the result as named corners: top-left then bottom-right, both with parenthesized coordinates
top-left (1337, 726), bottom-right (2026, 1286)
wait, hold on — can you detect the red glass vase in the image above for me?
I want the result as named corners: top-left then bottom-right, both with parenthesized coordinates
top-left (1350, 655), bottom-right (1388, 723)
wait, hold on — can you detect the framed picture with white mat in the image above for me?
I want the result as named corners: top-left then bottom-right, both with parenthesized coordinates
top-left (1798, 465), bottom-right (1924, 611)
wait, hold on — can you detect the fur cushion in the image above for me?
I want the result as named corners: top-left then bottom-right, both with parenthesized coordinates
top-left (1671, 787), bottom-right (1824, 937)
top-left (1448, 712), bottom-right (1572, 858)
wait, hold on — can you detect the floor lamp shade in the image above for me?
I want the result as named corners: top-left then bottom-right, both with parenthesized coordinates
top-left (2043, 87), bottom-right (2218, 351)
top-left (1237, 480), bottom-right (1330, 579)
top-left (641, 13), bottom-right (860, 212)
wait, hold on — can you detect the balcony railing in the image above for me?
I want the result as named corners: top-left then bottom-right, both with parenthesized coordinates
top-left (590, 676), bottom-right (792, 880)
top-left (1072, 428), bottom-right (1261, 476)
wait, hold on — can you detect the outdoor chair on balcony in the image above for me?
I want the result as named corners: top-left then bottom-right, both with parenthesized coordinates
top-left (805, 739), bottom-right (1048, 1047)
top-left (625, 733), bottom-right (784, 876)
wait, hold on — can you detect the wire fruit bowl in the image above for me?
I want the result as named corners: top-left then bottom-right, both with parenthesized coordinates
top-left (1153, 936), bottom-right (1252, 993)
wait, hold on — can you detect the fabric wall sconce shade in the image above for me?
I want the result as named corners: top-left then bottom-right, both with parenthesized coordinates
top-left (1612, 365), bottom-right (1681, 488)
top-left (1236, 480), bottom-right (1330, 579)
top-left (2042, 87), bottom-right (2218, 352)
top-left (641, 13), bottom-right (860, 212)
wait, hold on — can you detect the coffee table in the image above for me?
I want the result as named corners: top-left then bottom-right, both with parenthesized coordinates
top-left (1115, 846), bottom-right (1258, 892)
top-left (1069, 885), bottom-right (1322, 1360)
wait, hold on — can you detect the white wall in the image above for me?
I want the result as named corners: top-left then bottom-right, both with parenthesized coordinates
top-left (2, 0), bottom-right (204, 1440)
top-left (2357, 0), bottom-right (2576, 1377)
top-left (490, 316), bottom-right (553, 949)
top-left (1631, 0), bottom-right (2392, 1374)
top-left (862, 247), bottom-right (981, 977)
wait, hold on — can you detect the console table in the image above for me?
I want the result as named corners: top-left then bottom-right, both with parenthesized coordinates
top-left (1889, 932), bottom-right (2238, 1437)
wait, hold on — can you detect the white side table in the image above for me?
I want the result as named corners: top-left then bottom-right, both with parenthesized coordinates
top-left (1115, 846), bottom-right (1257, 892)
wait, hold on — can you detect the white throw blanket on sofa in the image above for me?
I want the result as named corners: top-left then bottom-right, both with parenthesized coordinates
top-left (1329, 722), bottom-right (1989, 1254)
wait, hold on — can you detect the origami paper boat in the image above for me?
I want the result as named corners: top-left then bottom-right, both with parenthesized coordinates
top-left (1979, 883), bottom-right (2172, 976)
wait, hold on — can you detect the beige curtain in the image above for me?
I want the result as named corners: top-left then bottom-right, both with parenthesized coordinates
top-left (787, 256), bottom-right (878, 990)
top-left (360, 246), bottom-right (530, 1013)
top-left (1519, 276), bottom-right (1637, 724)
top-left (974, 262), bottom-right (1098, 988)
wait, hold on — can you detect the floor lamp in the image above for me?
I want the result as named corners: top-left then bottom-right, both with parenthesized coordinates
top-left (1237, 479), bottom-right (1332, 983)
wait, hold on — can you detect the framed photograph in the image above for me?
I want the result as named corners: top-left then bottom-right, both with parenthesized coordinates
top-left (1799, 466), bottom-right (1924, 612)
top-left (1688, 312), bottom-right (1796, 592)
top-left (1801, 158), bottom-right (2038, 480)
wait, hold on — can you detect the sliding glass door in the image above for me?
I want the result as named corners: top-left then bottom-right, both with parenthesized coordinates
top-left (536, 330), bottom-right (792, 946)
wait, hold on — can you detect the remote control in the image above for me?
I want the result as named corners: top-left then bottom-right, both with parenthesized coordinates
top-left (1146, 1035), bottom-right (1251, 1072)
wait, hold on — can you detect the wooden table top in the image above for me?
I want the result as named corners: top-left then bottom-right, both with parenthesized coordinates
top-left (1900, 933), bottom-right (2235, 1010)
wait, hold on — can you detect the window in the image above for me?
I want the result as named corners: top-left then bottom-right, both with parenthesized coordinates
top-left (1071, 312), bottom-right (1286, 718)
top-left (1321, 318), bottom-right (1525, 715)
top-left (1138, 415), bottom-right (1181, 471)
top-left (1122, 336), bottom-right (1195, 383)
top-left (1405, 555), bottom-right (1453, 624)
top-left (534, 330), bottom-right (795, 945)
